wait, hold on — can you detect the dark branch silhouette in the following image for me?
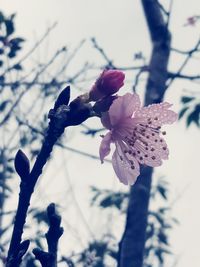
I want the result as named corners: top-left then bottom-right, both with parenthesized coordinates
top-left (6, 86), bottom-right (93, 266)
top-left (33, 203), bottom-right (64, 267)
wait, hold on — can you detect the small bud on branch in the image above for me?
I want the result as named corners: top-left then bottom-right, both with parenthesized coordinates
top-left (14, 149), bottom-right (30, 181)
top-left (54, 86), bottom-right (71, 110)
top-left (89, 69), bottom-right (125, 101)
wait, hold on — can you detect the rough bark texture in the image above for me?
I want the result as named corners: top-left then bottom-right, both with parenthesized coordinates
top-left (118, 1), bottom-right (171, 267)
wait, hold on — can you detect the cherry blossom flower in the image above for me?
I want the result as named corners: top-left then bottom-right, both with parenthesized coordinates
top-left (89, 69), bottom-right (125, 101)
top-left (99, 93), bottom-right (177, 186)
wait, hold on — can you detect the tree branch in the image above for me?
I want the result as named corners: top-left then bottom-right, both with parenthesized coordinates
top-left (45, 203), bottom-right (64, 265)
top-left (168, 72), bottom-right (200, 80)
top-left (6, 86), bottom-right (93, 266)
top-left (167, 38), bottom-right (200, 88)
top-left (1, 22), bottom-right (57, 77)
top-left (91, 37), bottom-right (147, 71)
top-left (118, 0), bottom-right (171, 266)
top-left (33, 203), bottom-right (63, 267)
top-left (171, 47), bottom-right (200, 55)
top-left (0, 47), bottom-right (67, 127)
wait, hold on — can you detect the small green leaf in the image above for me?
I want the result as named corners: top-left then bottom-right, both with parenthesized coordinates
top-left (5, 19), bottom-right (14, 36)
top-left (179, 106), bottom-right (189, 120)
top-left (13, 64), bottom-right (23, 71)
top-left (0, 100), bottom-right (10, 112)
top-left (0, 12), bottom-right (5, 24)
top-left (186, 106), bottom-right (200, 127)
top-left (181, 96), bottom-right (194, 104)
top-left (157, 185), bottom-right (168, 200)
top-left (158, 231), bottom-right (168, 245)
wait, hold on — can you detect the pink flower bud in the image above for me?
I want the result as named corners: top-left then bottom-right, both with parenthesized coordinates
top-left (89, 69), bottom-right (125, 101)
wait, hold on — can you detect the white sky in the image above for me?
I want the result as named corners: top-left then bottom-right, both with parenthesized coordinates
top-left (1, 0), bottom-right (200, 266)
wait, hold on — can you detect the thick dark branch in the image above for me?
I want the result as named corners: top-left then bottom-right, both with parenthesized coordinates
top-left (6, 114), bottom-right (66, 266)
top-left (118, 167), bottom-right (153, 267)
top-left (33, 249), bottom-right (53, 267)
top-left (142, 0), bottom-right (171, 104)
top-left (118, 1), bottom-right (171, 267)
top-left (6, 87), bottom-right (93, 266)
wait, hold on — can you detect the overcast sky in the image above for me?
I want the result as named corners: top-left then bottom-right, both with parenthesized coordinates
top-left (1, 1), bottom-right (200, 266)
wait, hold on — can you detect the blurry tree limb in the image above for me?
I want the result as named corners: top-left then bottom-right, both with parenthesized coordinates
top-left (0, 47), bottom-right (67, 127)
top-left (118, 0), bottom-right (171, 266)
top-left (91, 37), bottom-right (114, 68)
top-left (56, 39), bottom-right (86, 77)
top-left (33, 203), bottom-right (63, 267)
top-left (1, 22), bottom-right (57, 76)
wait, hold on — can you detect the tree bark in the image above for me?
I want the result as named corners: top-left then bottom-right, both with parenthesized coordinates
top-left (118, 1), bottom-right (171, 266)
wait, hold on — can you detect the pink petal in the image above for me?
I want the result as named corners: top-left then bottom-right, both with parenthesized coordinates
top-left (133, 139), bottom-right (163, 167)
top-left (135, 126), bottom-right (169, 161)
top-left (109, 93), bottom-right (141, 126)
top-left (135, 102), bottom-right (177, 126)
top-left (112, 145), bottom-right (140, 186)
top-left (99, 132), bottom-right (112, 163)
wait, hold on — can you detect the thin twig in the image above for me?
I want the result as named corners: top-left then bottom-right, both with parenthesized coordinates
top-left (166, 38), bottom-right (200, 89)
top-left (1, 23), bottom-right (57, 77)
top-left (0, 47), bottom-right (66, 127)
top-left (166, 0), bottom-right (174, 28)
top-left (91, 38), bottom-right (114, 68)
top-left (155, 0), bottom-right (169, 16)
top-left (132, 66), bottom-right (149, 92)
top-left (56, 39), bottom-right (86, 77)
top-left (168, 72), bottom-right (200, 80)
top-left (171, 47), bottom-right (200, 55)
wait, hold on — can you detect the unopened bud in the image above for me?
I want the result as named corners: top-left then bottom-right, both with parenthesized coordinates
top-left (89, 69), bottom-right (125, 101)
top-left (18, 240), bottom-right (30, 259)
top-left (54, 86), bottom-right (71, 110)
top-left (14, 149), bottom-right (30, 180)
